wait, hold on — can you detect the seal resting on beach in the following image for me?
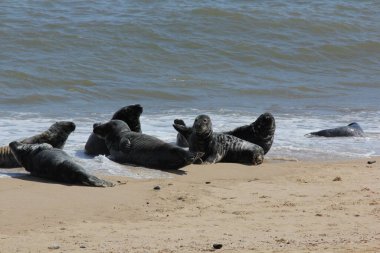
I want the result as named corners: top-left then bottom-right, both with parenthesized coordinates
top-left (93, 120), bottom-right (202, 170)
top-left (9, 141), bottom-right (114, 187)
top-left (85, 104), bottom-right (143, 156)
top-left (175, 113), bottom-right (275, 154)
top-left (0, 121), bottom-right (76, 168)
top-left (173, 115), bottom-right (264, 165)
top-left (306, 122), bottom-right (364, 137)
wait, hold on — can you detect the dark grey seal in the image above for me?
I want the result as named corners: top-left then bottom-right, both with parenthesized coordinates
top-left (175, 112), bottom-right (275, 154)
top-left (9, 141), bottom-right (114, 187)
top-left (0, 121), bottom-right (76, 168)
top-left (173, 115), bottom-right (264, 165)
top-left (85, 104), bottom-right (143, 156)
top-left (307, 122), bottom-right (364, 137)
top-left (93, 120), bottom-right (202, 170)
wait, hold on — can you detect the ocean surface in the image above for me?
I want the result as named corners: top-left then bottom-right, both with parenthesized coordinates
top-left (1, 1), bottom-right (379, 179)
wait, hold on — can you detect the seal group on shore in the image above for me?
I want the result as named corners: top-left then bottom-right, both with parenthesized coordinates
top-left (93, 120), bottom-right (203, 170)
top-left (0, 121), bottom-right (76, 168)
top-left (173, 115), bottom-right (264, 165)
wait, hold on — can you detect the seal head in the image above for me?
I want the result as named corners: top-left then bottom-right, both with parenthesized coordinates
top-left (112, 104), bottom-right (143, 133)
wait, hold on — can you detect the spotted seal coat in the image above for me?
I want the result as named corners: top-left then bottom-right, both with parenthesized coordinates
top-left (173, 115), bottom-right (264, 165)
top-left (93, 120), bottom-right (203, 170)
top-left (306, 122), bottom-right (364, 137)
top-left (175, 113), bottom-right (275, 154)
top-left (0, 121), bottom-right (76, 168)
top-left (85, 104), bottom-right (143, 156)
top-left (9, 141), bottom-right (114, 187)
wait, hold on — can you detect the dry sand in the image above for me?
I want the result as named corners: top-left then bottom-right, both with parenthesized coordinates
top-left (0, 158), bottom-right (379, 252)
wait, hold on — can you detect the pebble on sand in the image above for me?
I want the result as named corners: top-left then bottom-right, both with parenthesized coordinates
top-left (213, 243), bottom-right (223, 249)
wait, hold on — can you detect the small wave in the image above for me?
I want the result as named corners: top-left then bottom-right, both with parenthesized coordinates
top-left (2, 94), bottom-right (66, 105)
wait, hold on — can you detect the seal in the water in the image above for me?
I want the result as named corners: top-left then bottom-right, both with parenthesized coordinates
top-left (9, 141), bottom-right (114, 187)
top-left (0, 121), bottom-right (76, 168)
top-left (173, 115), bottom-right (264, 165)
top-left (93, 120), bottom-right (202, 170)
top-left (174, 113), bottom-right (275, 154)
top-left (307, 122), bottom-right (364, 137)
top-left (85, 104), bottom-right (143, 156)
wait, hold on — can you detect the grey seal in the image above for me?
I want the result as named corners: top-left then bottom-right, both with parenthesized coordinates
top-left (0, 121), bottom-right (76, 168)
top-left (93, 120), bottom-right (202, 170)
top-left (307, 122), bottom-right (364, 137)
top-left (85, 104), bottom-right (143, 156)
top-left (9, 141), bottom-right (114, 187)
top-left (173, 115), bottom-right (264, 165)
top-left (175, 112), bottom-right (275, 154)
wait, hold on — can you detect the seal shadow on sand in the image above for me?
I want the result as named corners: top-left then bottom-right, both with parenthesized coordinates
top-left (0, 170), bottom-right (87, 187)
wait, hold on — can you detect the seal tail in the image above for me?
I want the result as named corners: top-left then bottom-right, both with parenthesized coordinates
top-left (83, 175), bottom-right (115, 187)
top-left (0, 145), bottom-right (20, 168)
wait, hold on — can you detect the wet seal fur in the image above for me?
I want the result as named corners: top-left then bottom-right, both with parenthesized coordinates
top-left (9, 141), bottom-right (114, 187)
top-left (0, 121), bottom-right (76, 168)
top-left (93, 120), bottom-right (202, 170)
top-left (85, 104), bottom-right (143, 156)
top-left (173, 115), bottom-right (264, 165)
top-left (175, 113), bottom-right (275, 154)
top-left (306, 122), bottom-right (364, 137)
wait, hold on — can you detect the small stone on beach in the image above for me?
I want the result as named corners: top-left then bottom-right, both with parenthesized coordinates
top-left (332, 176), bottom-right (341, 182)
top-left (205, 181), bottom-right (211, 184)
top-left (367, 160), bottom-right (376, 164)
top-left (48, 245), bottom-right (60, 250)
top-left (213, 243), bottom-right (223, 249)
top-left (153, 186), bottom-right (160, 190)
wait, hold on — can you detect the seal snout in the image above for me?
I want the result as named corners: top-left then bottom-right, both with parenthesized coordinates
top-left (131, 104), bottom-right (143, 114)
top-left (9, 141), bottom-right (21, 151)
top-left (68, 122), bottom-right (76, 132)
top-left (93, 123), bottom-right (106, 138)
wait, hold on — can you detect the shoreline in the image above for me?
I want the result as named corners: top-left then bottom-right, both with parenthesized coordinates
top-left (1, 158), bottom-right (379, 252)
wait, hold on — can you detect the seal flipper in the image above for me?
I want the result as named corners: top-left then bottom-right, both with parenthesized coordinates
top-left (174, 119), bottom-right (187, 127)
top-left (119, 137), bottom-right (132, 153)
top-left (173, 124), bottom-right (192, 140)
top-left (174, 120), bottom-right (190, 148)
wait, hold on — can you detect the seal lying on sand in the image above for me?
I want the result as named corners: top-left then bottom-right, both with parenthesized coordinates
top-left (175, 113), bottom-right (275, 154)
top-left (306, 122), bottom-right (364, 137)
top-left (93, 120), bottom-right (202, 170)
top-left (173, 115), bottom-right (264, 165)
top-left (9, 141), bottom-right (114, 187)
top-left (85, 104), bottom-right (143, 156)
top-left (0, 121), bottom-right (76, 168)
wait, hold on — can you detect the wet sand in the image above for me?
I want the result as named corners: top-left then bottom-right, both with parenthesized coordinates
top-left (0, 158), bottom-right (379, 252)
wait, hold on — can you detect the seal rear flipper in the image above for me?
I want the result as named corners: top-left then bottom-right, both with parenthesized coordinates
top-left (84, 175), bottom-right (115, 187)
top-left (173, 124), bottom-right (192, 139)
top-left (0, 146), bottom-right (20, 168)
top-left (174, 119), bottom-right (187, 127)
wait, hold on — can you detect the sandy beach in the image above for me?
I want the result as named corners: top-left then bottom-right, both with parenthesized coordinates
top-left (0, 158), bottom-right (379, 252)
